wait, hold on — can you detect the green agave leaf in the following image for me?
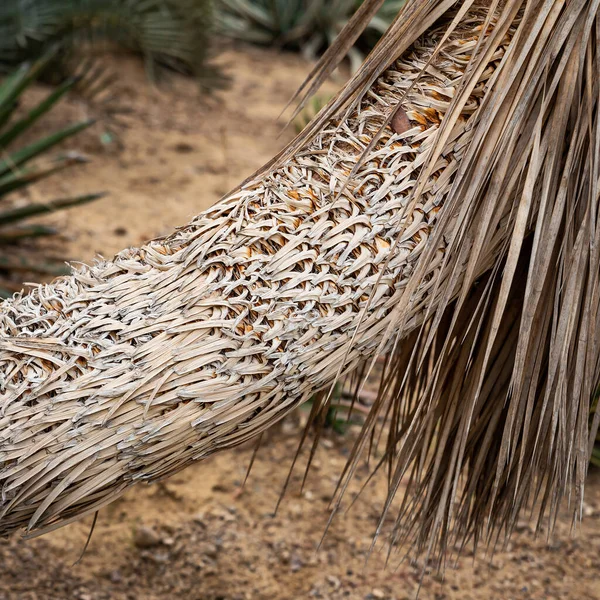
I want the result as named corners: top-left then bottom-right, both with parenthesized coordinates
top-left (216, 0), bottom-right (407, 59)
top-left (219, 0), bottom-right (275, 29)
top-left (0, 153), bottom-right (87, 197)
top-left (0, 55), bottom-right (105, 299)
top-left (0, 53), bottom-right (57, 128)
top-left (274, 0), bottom-right (306, 33)
top-left (0, 224), bottom-right (57, 241)
top-left (0, 119), bottom-right (94, 178)
top-left (0, 254), bottom-right (71, 276)
top-left (0, 192), bottom-right (106, 226)
top-left (0, 77), bottom-right (79, 148)
top-left (0, 64), bottom-right (33, 128)
top-left (0, 63), bottom-right (31, 108)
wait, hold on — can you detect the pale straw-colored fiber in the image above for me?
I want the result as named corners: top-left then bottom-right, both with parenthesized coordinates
top-left (1, 0), bottom-right (598, 564)
top-left (0, 12), bottom-right (502, 536)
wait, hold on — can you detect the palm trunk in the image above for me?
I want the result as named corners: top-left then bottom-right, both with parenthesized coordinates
top-left (0, 9), bottom-right (497, 535)
top-left (0, 0), bottom-right (598, 563)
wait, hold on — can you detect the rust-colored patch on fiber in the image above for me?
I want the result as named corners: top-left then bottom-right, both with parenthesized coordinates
top-left (391, 105), bottom-right (411, 135)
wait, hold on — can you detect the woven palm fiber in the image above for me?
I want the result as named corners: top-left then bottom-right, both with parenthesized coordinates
top-left (0, 11), bottom-right (514, 536)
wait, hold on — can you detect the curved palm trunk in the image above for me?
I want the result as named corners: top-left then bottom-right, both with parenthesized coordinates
top-left (0, 1), bottom-right (598, 562)
top-left (0, 11), bottom-right (497, 535)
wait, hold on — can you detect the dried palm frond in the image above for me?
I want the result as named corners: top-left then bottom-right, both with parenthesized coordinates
top-left (0, 0), bottom-right (598, 569)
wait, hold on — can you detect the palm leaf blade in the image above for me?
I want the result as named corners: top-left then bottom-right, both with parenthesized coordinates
top-left (0, 119), bottom-right (94, 177)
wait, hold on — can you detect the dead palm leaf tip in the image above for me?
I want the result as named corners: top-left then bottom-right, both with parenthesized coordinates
top-left (0, 0), bottom-right (599, 569)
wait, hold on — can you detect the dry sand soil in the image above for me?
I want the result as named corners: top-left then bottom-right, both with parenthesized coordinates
top-left (1, 46), bottom-right (599, 600)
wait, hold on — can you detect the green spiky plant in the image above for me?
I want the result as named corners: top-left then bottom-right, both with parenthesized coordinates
top-left (0, 0), bottom-right (215, 82)
top-left (216, 0), bottom-right (406, 69)
top-left (0, 57), bottom-right (104, 298)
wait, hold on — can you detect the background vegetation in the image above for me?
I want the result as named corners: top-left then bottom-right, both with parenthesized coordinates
top-left (1, 1), bottom-right (406, 79)
top-left (0, 0), bottom-right (214, 79)
top-left (0, 55), bottom-right (103, 298)
top-left (216, 0), bottom-right (406, 70)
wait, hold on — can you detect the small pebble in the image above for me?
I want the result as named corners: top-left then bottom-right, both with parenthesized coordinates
top-left (291, 555), bottom-right (304, 572)
top-left (582, 502), bottom-right (594, 517)
top-left (133, 526), bottom-right (160, 549)
top-left (173, 142), bottom-right (195, 153)
top-left (109, 570), bottom-right (122, 583)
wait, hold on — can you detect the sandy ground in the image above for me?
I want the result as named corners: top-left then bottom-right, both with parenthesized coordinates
top-left (1, 47), bottom-right (600, 600)
top-left (21, 46), bottom-right (335, 262)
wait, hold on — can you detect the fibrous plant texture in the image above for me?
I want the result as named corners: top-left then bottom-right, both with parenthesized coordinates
top-left (0, 0), bottom-right (599, 566)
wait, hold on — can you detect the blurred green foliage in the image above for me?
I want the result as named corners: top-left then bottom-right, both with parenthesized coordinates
top-left (216, 0), bottom-right (407, 70)
top-left (0, 55), bottom-right (104, 298)
top-left (0, 0), bottom-right (215, 80)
